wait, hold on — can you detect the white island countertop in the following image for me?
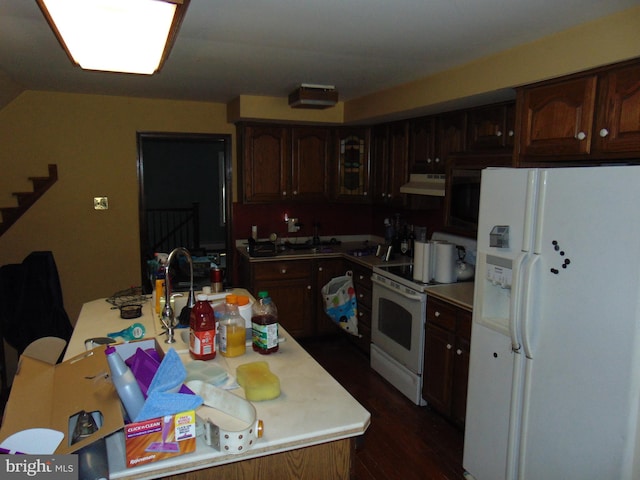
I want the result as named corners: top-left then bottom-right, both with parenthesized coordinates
top-left (67, 290), bottom-right (371, 479)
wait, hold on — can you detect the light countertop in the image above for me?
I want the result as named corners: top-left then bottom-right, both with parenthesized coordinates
top-left (67, 291), bottom-right (371, 479)
top-left (426, 282), bottom-right (475, 311)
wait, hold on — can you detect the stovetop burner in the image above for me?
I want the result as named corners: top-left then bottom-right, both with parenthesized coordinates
top-left (374, 263), bottom-right (435, 290)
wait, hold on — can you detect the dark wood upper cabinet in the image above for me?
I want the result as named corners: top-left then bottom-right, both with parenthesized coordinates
top-left (239, 123), bottom-right (331, 203)
top-left (239, 124), bottom-right (289, 203)
top-left (593, 63), bottom-right (640, 154)
top-left (518, 76), bottom-right (598, 158)
top-left (467, 102), bottom-right (516, 151)
top-left (332, 127), bottom-right (370, 203)
top-left (408, 116), bottom-right (440, 172)
top-left (437, 110), bottom-right (467, 160)
top-left (517, 59), bottom-right (640, 164)
top-left (290, 126), bottom-right (331, 201)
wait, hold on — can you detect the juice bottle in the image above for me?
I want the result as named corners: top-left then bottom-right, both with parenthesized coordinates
top-left (189, 294), bottom-right (216, 360)
top-left (219, 294), bottom-right (246, 357)
top-left (252, 291), bottom-right (279, 354)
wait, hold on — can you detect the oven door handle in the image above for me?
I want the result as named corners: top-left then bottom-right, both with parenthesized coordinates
top-left (371, 276), bottom-right (425, 301)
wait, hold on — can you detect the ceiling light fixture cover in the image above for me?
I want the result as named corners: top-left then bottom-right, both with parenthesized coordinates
top-left (37, 0), bottom-right (190, 75)
top-left (288, 84), bottom-right (339, 109)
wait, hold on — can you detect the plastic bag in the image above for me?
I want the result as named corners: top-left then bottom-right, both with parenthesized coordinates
top-left (321, 271), bottom-right (359, 336)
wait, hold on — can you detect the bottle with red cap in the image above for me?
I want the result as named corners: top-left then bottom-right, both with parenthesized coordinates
top-left (189, 294), bottom-right (216, 360)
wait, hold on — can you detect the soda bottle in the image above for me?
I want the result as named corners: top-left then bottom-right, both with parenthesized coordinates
top-left (252, 291), bottom-right (279, 354)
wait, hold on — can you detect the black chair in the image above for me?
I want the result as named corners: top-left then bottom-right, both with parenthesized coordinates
top-left (0, 251), bottom-right (74, 400)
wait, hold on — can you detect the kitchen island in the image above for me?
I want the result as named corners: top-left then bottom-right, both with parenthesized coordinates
top-left (64, 290), bottom-right (371, 479)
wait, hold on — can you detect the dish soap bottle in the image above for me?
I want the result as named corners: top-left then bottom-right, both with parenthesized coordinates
top-left (219, 294), bottom-right (246, 357)
top-left (189, 294), bottom-right (216, 360)
top-left (252, 291), bottom-right (279, 354)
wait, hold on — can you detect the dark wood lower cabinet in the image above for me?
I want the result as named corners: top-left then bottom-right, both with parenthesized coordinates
top-left (240, 255), bottom-right (352, 339)
top-left (423, 296), bottom-right (471, 429)
top-left (345, 260), bottom-right (373, 355)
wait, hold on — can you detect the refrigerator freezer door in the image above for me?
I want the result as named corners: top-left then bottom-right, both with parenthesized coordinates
top-left (516, 166), bottom-right (640, 479)
top-left (463, 322), bottom-right (522, 480)
top-left (465, 167), bottom-right (538, 480)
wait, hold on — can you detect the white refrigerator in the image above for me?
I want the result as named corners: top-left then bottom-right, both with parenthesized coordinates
top-left (463, 166), bottom-right (640, 480)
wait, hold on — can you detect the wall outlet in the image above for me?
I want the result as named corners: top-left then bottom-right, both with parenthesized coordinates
top-left (287, 218), bottom-right (300, 233)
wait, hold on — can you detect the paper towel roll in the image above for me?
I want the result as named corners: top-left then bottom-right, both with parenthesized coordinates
top-left (434, 242), bottom-right (457, 284)
top-left (413, 241), bottom-right (426, 281)
top-left (422, 241), bottom-right (434, 283)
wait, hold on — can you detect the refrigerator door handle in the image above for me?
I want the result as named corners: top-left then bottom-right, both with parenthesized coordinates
top-left (522, 170), bottom-right (539, 253)
top-left (509, 252), bottom-right (529, 353)
top-left (532, 170), bottom-right (548, 254)
top-left (521, 254), bottom-right (540, 359)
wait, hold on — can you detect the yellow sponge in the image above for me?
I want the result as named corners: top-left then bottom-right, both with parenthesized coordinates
top-left (236, 361), bottom-right (281, 401)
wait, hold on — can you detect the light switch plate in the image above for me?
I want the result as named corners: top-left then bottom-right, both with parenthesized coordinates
top-left (94, 197), bottom-right (108, 210)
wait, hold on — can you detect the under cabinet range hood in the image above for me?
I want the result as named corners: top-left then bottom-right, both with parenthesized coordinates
top-left (399, 173), bottom-right (446, 196)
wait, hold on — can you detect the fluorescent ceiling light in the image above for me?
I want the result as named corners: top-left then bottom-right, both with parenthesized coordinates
top-left (37, 0), bottom-right (189, 75)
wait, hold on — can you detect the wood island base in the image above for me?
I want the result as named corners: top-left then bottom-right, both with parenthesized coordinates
top-left (161, 438), bottom-right (354, 480)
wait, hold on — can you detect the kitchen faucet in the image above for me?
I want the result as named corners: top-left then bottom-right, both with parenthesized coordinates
top-left (161, 247), bottom-right (196, 343)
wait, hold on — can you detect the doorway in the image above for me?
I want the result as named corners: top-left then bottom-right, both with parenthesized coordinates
top-left (137, 132), bottom-right (233, 293)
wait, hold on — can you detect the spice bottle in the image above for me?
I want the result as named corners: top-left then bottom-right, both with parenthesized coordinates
top-left (252, 291), bottom-right (279, 354)
top-left (189, 294), bottom-right (216, 360)
top-left (219, 294), bottom-right (246, 357)
top-left (105, 346), bottom-right (145, 422)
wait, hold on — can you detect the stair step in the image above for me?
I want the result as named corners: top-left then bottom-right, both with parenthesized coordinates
top-left (13, 192), bottom-right (35, 207)
top-left (0, 207), bottom-right (20, 223)
top-left (0, 164), bottom-right (58, 237)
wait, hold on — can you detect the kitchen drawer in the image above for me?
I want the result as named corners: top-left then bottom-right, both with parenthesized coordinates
top-left (253, 260), bottom-right (311, 280)
top-left (357, 304), bottom-right (371, 329)
top-left (350, 319), bottom-right (371, 356)
top-left (426, 298), bottom-right (457, 331)
top-left (348, 262), bottom-right (372, 290)
top-left (355, 284), bottom-right (372, 309)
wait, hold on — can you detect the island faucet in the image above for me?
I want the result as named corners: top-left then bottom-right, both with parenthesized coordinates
top-left (161, 247), bottom-right (196, 343)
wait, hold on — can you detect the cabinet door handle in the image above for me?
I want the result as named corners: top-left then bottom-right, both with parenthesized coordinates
top-left (496, 130), bottom-right (503, 137)
top-left (599, 128), bottom-right (609, 138)
top-left (576, 131), bottom-right (587, 141)
top-left (434, 157), bottom-right (440, 164)
top-left (446, 344), bottom-right (452, 350)
top-left (280, 268), bottom-right (287, 274)
top-left (456, 349), bottom-right (462, 355)
top-left (293, 190), bottom-right (298, 195)
top-left (427, 158), bottom-right (432, 164)
top-left (508, 130), bottom-right (515, 137)
top-left (434, 311), bottom-right (441, 317)
top-left (283, 190), bottom-right (287, 196)
top-left (318, 267), bottom-right (323, 272)
top-left (307, 285), bottom-right (311, 290)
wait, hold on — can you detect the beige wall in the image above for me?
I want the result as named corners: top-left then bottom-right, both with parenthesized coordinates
top-left (345, 5), bottom-right (640, 123)
top-left (0, 92), bottom-right (234, 324)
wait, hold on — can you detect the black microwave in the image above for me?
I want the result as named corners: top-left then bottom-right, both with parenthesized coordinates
top-left (444, 156), bottom-right (511, 237)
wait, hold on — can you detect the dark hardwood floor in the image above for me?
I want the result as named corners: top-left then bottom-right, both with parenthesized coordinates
top-left (300, 335), bottom-right (466, 480)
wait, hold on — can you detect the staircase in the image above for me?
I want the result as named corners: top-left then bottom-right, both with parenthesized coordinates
top-left (0, 164), bottom-right (58, 237)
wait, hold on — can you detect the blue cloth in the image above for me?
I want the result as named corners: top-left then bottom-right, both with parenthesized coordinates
top-left (134, 348), bottom-right (203, 422)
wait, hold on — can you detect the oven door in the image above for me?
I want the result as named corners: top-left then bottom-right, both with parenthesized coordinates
top-left (371, 276), bottom-right (426, 374)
